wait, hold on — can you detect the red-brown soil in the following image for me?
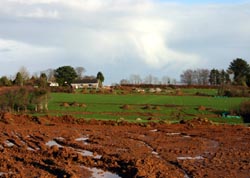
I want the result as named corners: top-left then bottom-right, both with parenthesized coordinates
top-left (0, 113), bottom-right (249, 178)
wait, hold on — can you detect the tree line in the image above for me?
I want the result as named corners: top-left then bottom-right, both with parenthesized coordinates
top-left (0, 66), bottom-right (105, 87)
top-left (180, 58), bottom-right (250, 86)
top-left (120, 74), bottom-right (177, 85)
top-left (120, 58), bottom-right (250, 87)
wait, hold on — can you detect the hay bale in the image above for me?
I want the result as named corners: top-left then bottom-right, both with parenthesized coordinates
top-left (136, 118), bottom-right (142, 121)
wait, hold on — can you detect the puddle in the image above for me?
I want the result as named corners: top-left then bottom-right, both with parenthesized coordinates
top-left (75, 137), bottom-right (89, 141)
top-left (152, 151), bottom-right (160, 158)
top-left (152, 151), bottom-right (158, 155)
top-left (137, 140), bottom-right (161, 159)
top-left (45, 139), bottom-right (101, 159)
top-left (4, 140), bottom-right (15, 147)
top-left (45, 140), bottom-right (63, 148)
top-left (177, 156), bottom-right (204, 160)
top-left (82, 166), bottom-right (121, 178)
top-left (27, 147), bottom-right (36, 151)
top-left (76, 149), bottom-right (102, 159)
top-left (75, 137), bottom-right (89, 145)
top-left (166, 133), bottom-right (181, 136)
top-left (55, 137), bottom-right (65, 141)
top-left (149, 129), bottom-right (158, 132)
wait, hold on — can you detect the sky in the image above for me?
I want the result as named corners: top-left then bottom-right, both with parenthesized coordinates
top-left (0, 0), bottom-right (250, 84)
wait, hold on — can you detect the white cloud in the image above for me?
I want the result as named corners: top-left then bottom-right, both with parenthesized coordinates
top-left (0, 38), bottom-right (57, 56)
top-left (0, 0), bottom-right (250, 83)
top-left (17, 8), bottom-right (59, 19)
top-left (0, 38), bottom-right (60, 75)
top-left (7, 0), bottom-right (59, 4)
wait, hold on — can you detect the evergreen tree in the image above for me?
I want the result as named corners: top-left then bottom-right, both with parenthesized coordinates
top-left (97, 72), bottom-right (105, 88)
top-left (14, 72), bottom-right (23, 86)
top-left (228, 58), bottom-right (250, 86)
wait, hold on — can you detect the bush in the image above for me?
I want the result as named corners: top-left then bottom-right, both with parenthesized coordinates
top-left (238, 100), bottom-right (250, 123)
top-left (0, 87), bottom-right (49, 112)
top-left (220, 86), bottom-right (250, 97)
top-left (49, 86), bottom-right (73, 93)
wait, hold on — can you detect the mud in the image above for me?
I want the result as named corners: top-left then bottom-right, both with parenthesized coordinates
top-left (0, 113), bottom-right (249, 178)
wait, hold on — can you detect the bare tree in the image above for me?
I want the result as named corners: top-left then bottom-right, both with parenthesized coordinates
top-left (198, 69), bottom-right (210, 85)
top-left (43, 69), bottom-right (55, 82)
top-left (129, 74), bottom-right (142, 84)
top-left (19, 66), bottom-right (30, 81)
top-left (162, 76), bottom-right (170, 85)
top-left (152, 76), bottom-right (159, 84)
top-left (172, 78), bottom-right (177, 85)
top-left (75, 67), bottom-right (86, 80)
top-left (180, 69), bottom-right (194, 85)
top-left (181, 69), bottom-right (210, 85)
top-left (120, 79), bottom-right (130, 85)
top-left (144, 74), bottom-right (153, 84)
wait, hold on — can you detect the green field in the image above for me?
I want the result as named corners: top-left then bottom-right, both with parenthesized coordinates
top-left (47, 92), bottom-right (248, 124)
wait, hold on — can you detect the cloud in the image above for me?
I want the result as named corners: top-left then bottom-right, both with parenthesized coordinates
top-left (0, 48), bottom-right (11, 52)
top-left (0, 38), bottom-right (60, 75)
top-left (17, 8), bottom-right (59, 19)
top-left (7, 0), bottom-right (59, 5)
top-left (0, 0), bottom-right (250, 83)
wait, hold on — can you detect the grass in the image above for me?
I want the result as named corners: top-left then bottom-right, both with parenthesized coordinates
top-left (47, 92), bottom-right (248, 124)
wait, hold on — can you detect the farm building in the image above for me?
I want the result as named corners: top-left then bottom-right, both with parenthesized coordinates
top-left (71, 79), bottom-right (99, 89)
top-left (49, 82), bottom-right (59, 87)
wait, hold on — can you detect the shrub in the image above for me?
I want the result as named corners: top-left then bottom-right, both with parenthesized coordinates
top-left (0, 87), bottom-right (49, 112)
top-left (220, 86), bottom-right (250, 97)
top-left (49, 86), bottom-right (73, 93)
top-left (238, 100), bottom-right (250, 123)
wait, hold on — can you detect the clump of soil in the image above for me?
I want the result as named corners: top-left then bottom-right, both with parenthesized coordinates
top-left (71, 102), bottom-right (80, 107)
top-left (80, 104), bottom-right (87, 108)
top-left (198, 105), bottom-right (206, 111)
top-left (61, 102), bottom-right (87, 108)
top-left (120, 104), bottom-right (133, 110)
top-left (153, 106), bottom-right (161, 110)
top-left (147, 117), bottom-right (159, 121)
top-left (175, 89), bottom-right (183, 96)
top-left (142, 104), bottom-right (153, 110)
top-left (61, 102), bottom-right (70, 107)
top-left (180, 117), bottom-right (213, 126)
top-left (0, 112), bottom-right (13, 124)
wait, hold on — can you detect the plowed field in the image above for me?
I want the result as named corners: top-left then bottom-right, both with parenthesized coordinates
top-left (0, 113), bottom-right (249, 178)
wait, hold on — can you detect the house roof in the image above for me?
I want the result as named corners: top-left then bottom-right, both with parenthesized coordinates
top-left (72, 78), bottom-right (98, 84)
